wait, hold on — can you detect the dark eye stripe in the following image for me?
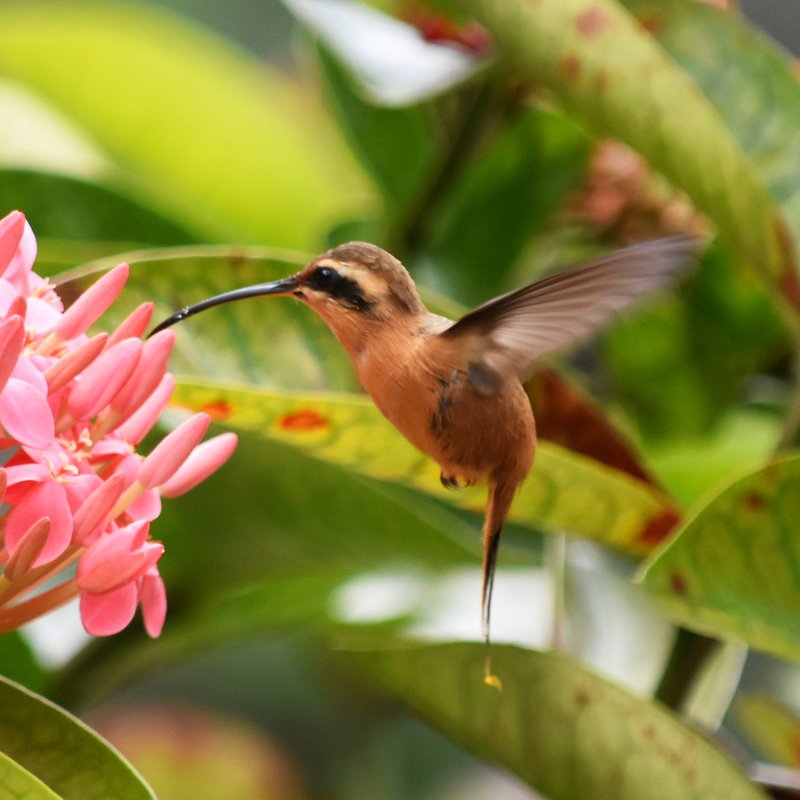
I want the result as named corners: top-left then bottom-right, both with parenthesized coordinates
top-left (308, 266), bottom-right (371, 312)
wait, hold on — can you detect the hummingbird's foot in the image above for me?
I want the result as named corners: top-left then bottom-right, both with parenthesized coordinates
top-left (440, 472), bottom-right (462, 490)
top-left (440, 472), bottom-right (475, 490)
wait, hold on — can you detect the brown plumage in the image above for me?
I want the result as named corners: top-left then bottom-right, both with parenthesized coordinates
top-left (151, 237), bottom-right (696, 642)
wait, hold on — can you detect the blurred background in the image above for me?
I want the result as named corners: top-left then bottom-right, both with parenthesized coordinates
top-left (3, 1), bottom-right (800, 798)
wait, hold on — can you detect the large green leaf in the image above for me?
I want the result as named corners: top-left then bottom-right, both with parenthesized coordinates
top-left (620, 0), bottom-right (800, 255)
top-left (347, 642), bottom-right (766, 799)
top-left (639, 454), bottom-right (800, 661)
top-left (171, 380), bottom-right (678, 553)
top-left (0, 676), bottom-right (155, 799)
top-left (0, 1), bottom-right (369, 247)
top-left (0, 752), bottom-right (60, 800)
top-left (56, 247), bottom-right (358, 391)
top-left (456, 0), bottom-right (800, 322)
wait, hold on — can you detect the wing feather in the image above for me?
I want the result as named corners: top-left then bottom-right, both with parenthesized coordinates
top-left (441, 236), bottom-right (697, 392)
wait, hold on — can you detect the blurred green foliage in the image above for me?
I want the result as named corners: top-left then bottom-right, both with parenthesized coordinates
top-left (3, 0), bottom-right (800, 798)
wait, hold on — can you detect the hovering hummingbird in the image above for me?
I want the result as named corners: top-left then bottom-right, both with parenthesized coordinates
top-left (151, 237), bottom-right (694, 644)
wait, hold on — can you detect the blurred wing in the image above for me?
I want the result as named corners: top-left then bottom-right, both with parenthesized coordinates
top-left (440, 236), bottom-right (697, 393)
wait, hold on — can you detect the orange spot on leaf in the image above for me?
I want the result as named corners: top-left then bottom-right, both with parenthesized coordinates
top-left (576, 6), bottom-right (612, 37)
top-left (199, 400), bottom-right (234, 421)
top-left (278, 409), bottom-right (329, 432)
top-left (669, 570), bottom-right (688, 595)
top-left (743, 490), bottom-right (765, 510)
top-left (640, 15), bottom-right (663, 36)
top-left (561, 55), bottom-right (581, 80)
top-left (638, 506), bottom-right (681, 548)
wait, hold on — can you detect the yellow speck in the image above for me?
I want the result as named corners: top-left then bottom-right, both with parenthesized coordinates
top-left (483, 673), bottom-right (503, 691)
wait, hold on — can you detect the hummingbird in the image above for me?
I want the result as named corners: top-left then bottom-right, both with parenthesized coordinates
top-left (151, 237), bottom-right (695, 643)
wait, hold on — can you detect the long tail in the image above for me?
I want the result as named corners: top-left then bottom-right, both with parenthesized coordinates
top-left (481, 479), bottom-right (518, 644)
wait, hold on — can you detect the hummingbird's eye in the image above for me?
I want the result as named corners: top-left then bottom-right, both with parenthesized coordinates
top-left (310, 266), bottom-right (337, 289)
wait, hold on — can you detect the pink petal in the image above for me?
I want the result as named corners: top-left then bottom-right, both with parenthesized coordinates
top-left (25, 297), bottom-right (62, 337)
top-left (0, 315), bottom-right (24, 393)
top-left (5, 480), bottom-right (72, 565)
top-left (0, 377), bottom-right (55, 449)
top-left (126, 485), bottom-right (162, 522)
top-left (140, 569), bottom-right (167, 637)
top-left (4, 461), bottom-right (48, 489)
top-left (64, 474), bottom-right (103, 514)
top-left (138, 413), bottom-right (210, 490)
top-left (5, 518), bottom-right (50, 581)
top-left (80, 582), bottom-right (139, 636)
top-left (115, 374), bottom-right (175, 445)
top-left (12, 354), bottom-right (48, 395)
top-left (159, 433), bottom-right (238, 498)
top-left (0, 212), bottom-right (25, 278)
top-left (67, 338), bottom-right (142, 420)
top-left (107, 302), bottom-right (154, 347)
top-left (44, 333), bottom-right (108, 394)
top-left (77, 532), bottom-right (163, 594)
top-left (3, 220), bottom-right (38, 296)
top-left (55, 263), bottom-right (129, 342)
top-left (72, 473), bottom-right (126, 544)
top-left (111, 329), bottom-right (174, 419)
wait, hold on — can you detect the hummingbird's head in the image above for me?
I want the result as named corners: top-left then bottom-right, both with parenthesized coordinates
top-left (297, 242), bottom-right (424, 321)
top-left (149, 242), bottom-right (424, 341)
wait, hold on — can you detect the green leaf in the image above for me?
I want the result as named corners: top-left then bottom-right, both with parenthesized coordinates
top-left (0, 751), bottom-right (61, 800)
top-left (285, 0), bottom-right (483, 105)
top-left (620, 0), bottom-right (800, 258)
top-left (53, 572), bottom-right (351, 708)
top-left (155, 431), bottom-right (479, 598)
top-left (171, 379), bottom-right (678, 553)
top-left (638, 454), bottom-right (800, 661)
top-left (0, 631), bottom-right (47, 694)
top-left (604, 244), bottom-right (787, 441)
top-left (56, 247), bottom-right (358, 392)
top-left (0, 169), bottom-right (197, 276)
top-left (347, 642), bottom-right (766, 799)
top-left (315, 43), bottom-right (440, 212)
top-left (423, 106), bottom-right (590, 304)
top-left (457, 0), bottom-right (800, 321)
top-left (0, 675), bottom-right (155, 800)
top-left (0, 1), bottom-right (369, 247)
top-left (734, 694), bottom-right (800, 768)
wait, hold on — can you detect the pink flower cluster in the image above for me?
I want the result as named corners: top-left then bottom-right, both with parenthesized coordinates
top-left (0, 211), bottom-right (237, 637)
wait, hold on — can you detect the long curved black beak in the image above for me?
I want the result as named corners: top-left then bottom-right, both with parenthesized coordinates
top-left (149, 275), bottom-right (300, 336)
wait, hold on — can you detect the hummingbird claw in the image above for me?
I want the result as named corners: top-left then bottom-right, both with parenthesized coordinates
top-left (440, 472), bottom-right (461, 490)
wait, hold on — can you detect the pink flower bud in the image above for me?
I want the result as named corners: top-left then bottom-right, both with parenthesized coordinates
top-left (107, 302), bottom-right (154, 348)
top-left (44, 332), bottom-right (108, 394)
top-left (138, 413), bottom-right (211, 490)
top-left (67, 338), bottom-right (142, 421)
top-left (72, 473), bottom-right (126, 545)
top-left (4, 518), bottom-right (50, 582)
top-left (159, 433), bottom-right (238, 498)
top-left (55, 263), bottom-right (129, 341)
top-left (0, 211), bottom-right (25, 278)
top-left (77, 523), bottom-right (163, 594)
top-left (111, 330), bottom-right (175, 419)
top-left (0, 315), bottom-right (24, 394)
top-left (115, 374), bottom-right (175, 445)
top-left (140, 569), bottom-right (167, 637)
